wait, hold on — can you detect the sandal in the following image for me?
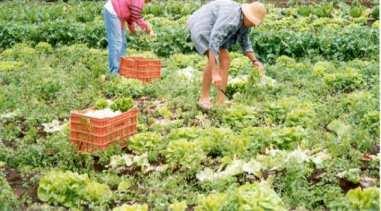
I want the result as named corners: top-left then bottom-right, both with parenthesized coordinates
top-left (197, 100), bottom-right (212, 112)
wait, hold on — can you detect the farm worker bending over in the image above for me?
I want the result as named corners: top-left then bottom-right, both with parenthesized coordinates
top-left (103, 0), bottom-right (155, 74)
top-left (187, 0), bottom-right (266, 110)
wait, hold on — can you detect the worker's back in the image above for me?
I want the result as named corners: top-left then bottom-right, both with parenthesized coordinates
top-left (186, 0), bottom-right (245, 55)
top-left (187, 0), bottom-right (240, 32)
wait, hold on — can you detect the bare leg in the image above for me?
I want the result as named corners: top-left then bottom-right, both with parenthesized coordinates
top-left (199, 54), bottom-right (212, 108)
top-left (216, 49), bottom-right (230, 105)
top-left (208, 51), bottom-right (223, 87)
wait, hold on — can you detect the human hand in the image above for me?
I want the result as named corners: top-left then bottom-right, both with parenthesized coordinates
top-left (253, 60), bottom-right (265, 79)
top-left (149, 29), bottom-right (156, 38)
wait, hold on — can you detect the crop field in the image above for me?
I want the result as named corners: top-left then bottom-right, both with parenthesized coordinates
top-left (0, 0), bottom-right (379, 210)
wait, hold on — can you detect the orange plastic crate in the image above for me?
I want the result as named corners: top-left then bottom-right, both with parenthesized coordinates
top-left (69, 107), bottom-right (139, 152)
top-left (119, 57), bottom-right (161, 83)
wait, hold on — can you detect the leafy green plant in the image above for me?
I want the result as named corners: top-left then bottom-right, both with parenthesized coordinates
top-left (371, 5), bottom-right (379, 20)
top-left (350, 6), bottom-right (364, 18)
top-left (110, 97), bottom-right (134, 112)
top-left (232, 182), bottom-right (286, 210)
top-left (297, 5), bottom-right (312, 17)
top-left (229, 56), bottom-right (252, 76)
top-left (195, 128), bottom-right (235, 158)
top-left (96, 172), bottom-right (123, 190)
top-left (361, 111), bottom-right (380, 138)
top-left (37, 170), bottom-right (112, 208)
top-left (165, 139), bottom-right (206, 172)
top-left (226, 75), bottom-right (249, 97)
top-left (104, 77), bottom-right (145, 98)
top-left (0, 61), bottom-right (24, 72)
top-left (195, 193), bottom-right (226, 211)
top-left (324, 68), bottom-right (364, 93)
top-left (128, 132), bottom-right (163, 161)
top-left (166, 53), bottom-right (204, 70)
top-left (240, 127), bottom-right (305, 153)
top-left (285, 106), bottom-right (316, 128)
top-left (0, 173), bottom-right (19, 210)
top-left (83, 181), bottom-right (112, 204)
top-left (113, 203), bottom-right (149, 211)
top-left (338, 168), bottom-right (361, 183)
top-left (95, 98), bottom-right (108, 110)
top-left (129, 132), bottom-right (162, 154)
top-left (218, 104), bottom-right (259, 130)
top-left (167, 127), bottom-right (203, 141)
top-left (0, 11), bottom-right (378, 61)
top-left (195, 181), bottom-right (286, 210)
top-left (313, 3), bottom-right (333, 17)
top-left (346, 187), bottom-right (379, 210)
top-left (35, 42), bottom-right (53, 54)
top-left (152, 27), bottom-right (193, 57)
top-left (117, 179), bottom-right (133, 192)
top-left (169, 201), bottom-right (187, 211)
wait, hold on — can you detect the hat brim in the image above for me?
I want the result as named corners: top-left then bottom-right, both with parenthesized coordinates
top-left (242, 3), bottom-right (262, 26)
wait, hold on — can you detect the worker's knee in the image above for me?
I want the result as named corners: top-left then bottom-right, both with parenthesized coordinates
top-left (219, 49), bottom-right (230, 70)
top-left (220, 58), bottom-right (230, 70)
top-left (220, 60), bottom-right (230, 70)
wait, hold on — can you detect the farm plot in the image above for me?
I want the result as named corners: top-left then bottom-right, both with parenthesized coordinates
top-left (0, 0), bottom-right (379, 210)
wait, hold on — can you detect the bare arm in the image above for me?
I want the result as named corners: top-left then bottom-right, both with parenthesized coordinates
top-left (244, 52), bottom-right (265, 78)
top-left (244, 51), bottom-right (257, 63)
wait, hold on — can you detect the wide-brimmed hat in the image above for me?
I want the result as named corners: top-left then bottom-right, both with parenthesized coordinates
top-left (242, 2), bottom-right (267, 26)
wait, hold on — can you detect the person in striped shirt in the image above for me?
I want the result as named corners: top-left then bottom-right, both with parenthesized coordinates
top-left (104, 0), bottom-right (155, 74)
top-left (187, 0), bottom-right (266, 110)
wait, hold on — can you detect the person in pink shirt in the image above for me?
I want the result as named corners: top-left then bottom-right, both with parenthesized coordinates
top-left (104, 0), bottom-right (155, 74)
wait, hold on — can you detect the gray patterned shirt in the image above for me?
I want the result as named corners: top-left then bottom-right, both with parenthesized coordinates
top-left (187, 0), bottom-right (254, 56)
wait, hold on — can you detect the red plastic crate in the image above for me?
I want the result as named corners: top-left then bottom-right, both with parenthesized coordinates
top-left (69, 107), bottom-right (139, 152)
top-left (119, 57), bottom-right (161, 83)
